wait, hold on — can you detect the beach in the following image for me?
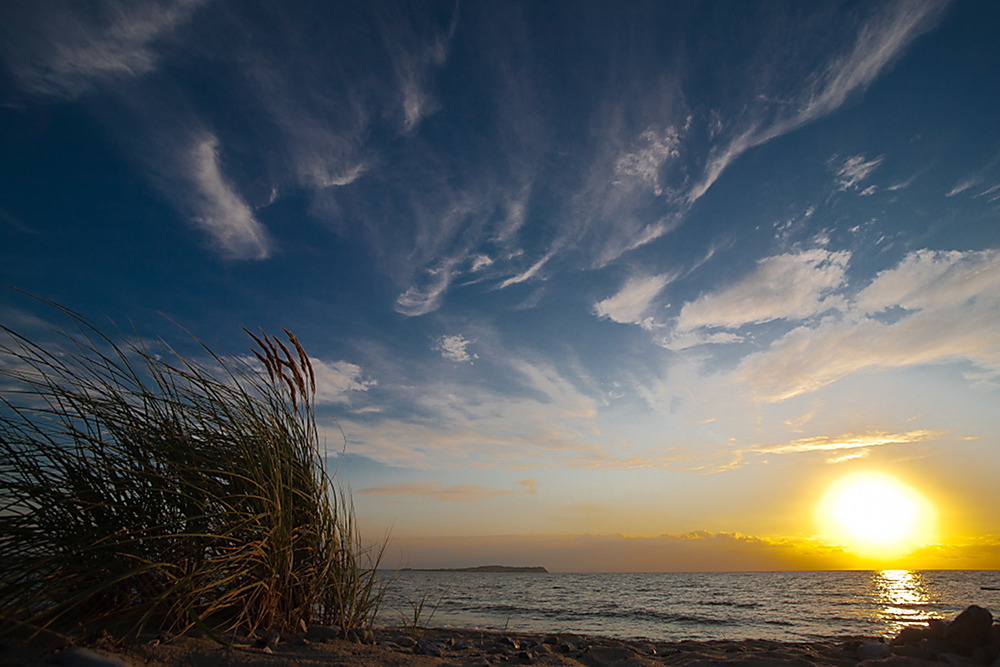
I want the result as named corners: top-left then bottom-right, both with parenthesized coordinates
top-left (2, 624), bottom-right (985, 667)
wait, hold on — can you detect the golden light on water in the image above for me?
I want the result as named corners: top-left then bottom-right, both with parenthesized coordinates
top-left (816, 472), bottom-right (937, 560)
top-left (871, 570), bottom-right (930, 634)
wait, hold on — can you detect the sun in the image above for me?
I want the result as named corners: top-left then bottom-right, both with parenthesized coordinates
top-left (815, 471), bottom-right (936, 560)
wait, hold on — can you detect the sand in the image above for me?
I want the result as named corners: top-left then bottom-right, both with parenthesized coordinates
top-left (1, 625), bottom-right (928, 667)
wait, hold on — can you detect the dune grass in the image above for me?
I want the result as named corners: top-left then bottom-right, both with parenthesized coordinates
top-left (0, 301), bottom-right (388, 641)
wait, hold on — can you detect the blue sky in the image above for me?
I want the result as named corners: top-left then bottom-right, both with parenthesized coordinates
top-left (2, 0), bottom-right (999, 571)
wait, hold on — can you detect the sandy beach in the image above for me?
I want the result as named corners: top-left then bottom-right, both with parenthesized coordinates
top-left (1, 624), bottom-right (962, 667)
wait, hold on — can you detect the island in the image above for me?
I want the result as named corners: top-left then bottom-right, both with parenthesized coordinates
top-left (399, 565), bottom-right (548, 573)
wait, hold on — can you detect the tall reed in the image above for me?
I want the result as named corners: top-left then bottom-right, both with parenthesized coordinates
top-left (0, 300), bottom-right (387, 640)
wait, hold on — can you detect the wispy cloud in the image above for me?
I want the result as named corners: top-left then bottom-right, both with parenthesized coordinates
top-left (336, 355), bottom-right (601, 468)
top-left (311, 357), bottom-right (376, 404)
top-left (687, 0), bottom-right (946, 205)
top-left (435, 334), bottom-right (476, 363)
top-left (357, 480), bottom-right (526, 503)
top-left (564, 120), bottom-right (688, 270)
top-left (947, 177), bottom-right (979, 197)
top-left (886, 165), bottom-right (930, 191)
top-left (736, 249), bottom-right (1000, 401)
top-left (185, 135), bottom-right (271, 260)
top-left (395, 262), bottom-right (456, 317)
top-left (613, 127), bottom-right (681, 197)
top-left (0, 0), bottom-right (204, 98)
top-left (0, 208), bottom-right (37, 235)
top-left (594, 274), bottom-right (674, 329)
top-left (752, 430), bottom-right (943, 456)
top-left (383, 1), bottom-right (459, 133)
top-left (670, 249), bottom-right (849, 337)
top-left (831, 154), bottom-right (884, 192)
top-left (946, 153), bottom-right (1000, 197)
top-left (659, 330), bottom-right (744, 352)
top-left (499, 250), bottom-right (556, 289)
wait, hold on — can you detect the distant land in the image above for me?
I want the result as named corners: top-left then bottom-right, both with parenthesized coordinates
top-left (399, 565), bottom-right (548, 573)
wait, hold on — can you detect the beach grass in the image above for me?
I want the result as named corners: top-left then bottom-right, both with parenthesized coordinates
top-left (0, 299), bottom-right (388, 642)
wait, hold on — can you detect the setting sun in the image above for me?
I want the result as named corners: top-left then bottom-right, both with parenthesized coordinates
top-left (816, 472), bottom-right (937, 560)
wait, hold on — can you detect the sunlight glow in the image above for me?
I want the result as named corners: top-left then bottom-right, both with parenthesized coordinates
top-left (871, 570), bottom-right (929, 634)
top-left (816, 472), bottom-right (937, 560)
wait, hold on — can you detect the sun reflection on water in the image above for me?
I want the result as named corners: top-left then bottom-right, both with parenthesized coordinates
top-left (872, 570), bottom-right (930, 634)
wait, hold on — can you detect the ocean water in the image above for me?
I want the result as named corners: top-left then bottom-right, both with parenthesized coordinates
top-left (378, 570), bottom-right (1000, 642)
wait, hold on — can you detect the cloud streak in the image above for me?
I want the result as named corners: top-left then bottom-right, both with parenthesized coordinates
top-left (357, 479), bottom-right (533, 503)
top-left (831, 154), bottom-right (883, 192)
top-left (736, 249), bottom-right (1000, 401)
top-left (687, 0), bottom-right (946, 205)
top-left (594, 274), bottom-right (674, 329)
top-left (752, 430), bottom-right (944, 456)
top-left (0, 0), bottom-right (204, 98)
top-left (665, 250), bottom-right (849, 348)
top-left (186, 135), bottom-right (271, 260)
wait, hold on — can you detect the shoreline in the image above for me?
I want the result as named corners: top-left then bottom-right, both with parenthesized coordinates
top-left (0, 623), bottom-right (923, 667)
top-left (5, 604), bottom-right (995, 667)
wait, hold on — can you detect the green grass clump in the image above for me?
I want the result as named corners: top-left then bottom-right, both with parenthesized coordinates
top-left (0, 300), bottom-right (387, 641)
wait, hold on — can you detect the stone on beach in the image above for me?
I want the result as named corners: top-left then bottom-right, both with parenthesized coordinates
top-left (10, 602), bottom-right (1000, 667)
top-left (858, 641), bottom-right (891, 661)
top-left (943, 605), bottom-right (993, 655)
top-left (889, 604), bottom-right (1000, 664)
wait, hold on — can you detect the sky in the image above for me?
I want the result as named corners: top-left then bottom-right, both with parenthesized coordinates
top-left (1, 0), bottom-right (999, 572)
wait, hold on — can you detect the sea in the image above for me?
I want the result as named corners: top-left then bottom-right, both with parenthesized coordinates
top-left (378, 570), bottom-right (1000, 643)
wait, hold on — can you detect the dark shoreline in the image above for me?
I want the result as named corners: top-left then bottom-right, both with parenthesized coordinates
top-left (5, 605), bottom-right (998, 667)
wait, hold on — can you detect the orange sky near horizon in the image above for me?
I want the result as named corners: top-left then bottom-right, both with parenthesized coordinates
top-left (353, 448), bottom-right (1000, 573)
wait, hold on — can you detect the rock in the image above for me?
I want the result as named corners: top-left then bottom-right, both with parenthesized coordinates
top-left (498, 636), bottom-right (521, 649)
top-left (990, 625), bottom-right (1000, 654)
top-left (305, 624), bottom-right (340, 642)
top-left (928, 619), bottom-right (948, 639)
top-left (394, 635), bottom-right (417, 648)
top-left (972, 646), bottom-right (992, 664)
top-left (542, 635), bottom-right (560, 645)
top-left (917, 637), bottom-right (951, 657)
top-left (946, 605), bottom-right (994, 655)
top-left (892, 625), bottom-right (927, 646)
top-left (416, 639), bottom-right (444, 657)
top-left (344, 627), bottom-right (374, 644)
top-left (892, 642), bottom-right (932, 660)
top-left (858, 641), bottom-right (892, 661)
top-left (51, 647), bottom-right (129, 667)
